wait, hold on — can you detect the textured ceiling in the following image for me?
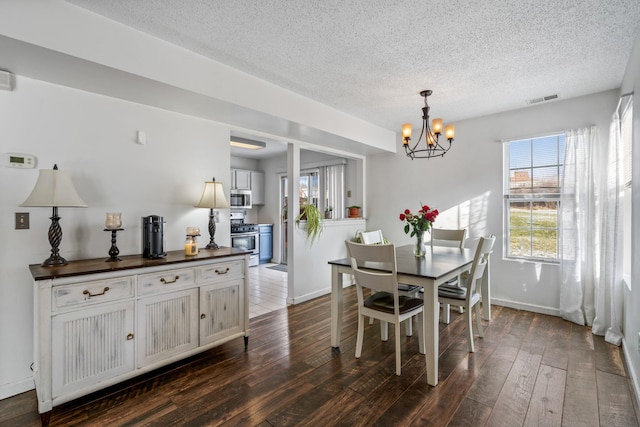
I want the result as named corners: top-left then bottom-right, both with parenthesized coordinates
top-left (66, 0), bottom-right (640, 133)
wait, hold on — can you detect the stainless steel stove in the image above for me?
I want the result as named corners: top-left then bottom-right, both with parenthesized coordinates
top-left (230, 212), bottom-right (259, 266)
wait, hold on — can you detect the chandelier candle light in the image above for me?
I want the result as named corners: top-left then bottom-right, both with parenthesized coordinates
top-left (402, 90), bottom-right (455, 159)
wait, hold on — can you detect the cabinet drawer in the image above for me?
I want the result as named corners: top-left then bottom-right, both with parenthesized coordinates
top-left (138, 268), bottom-right (195, 296)
top-left (197, 260), bottom-right (244, 283)
top-left (53, 277), bottom-right (134, 311)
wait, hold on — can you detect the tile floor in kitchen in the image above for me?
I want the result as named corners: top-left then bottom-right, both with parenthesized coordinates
top-left (248, 263), bottom-right (288, 318)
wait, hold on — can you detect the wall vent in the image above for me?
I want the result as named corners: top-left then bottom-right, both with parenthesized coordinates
top-left (0, 70), bottom-right (14, 91)
top-left (527, 93), bottom-right (559, 105)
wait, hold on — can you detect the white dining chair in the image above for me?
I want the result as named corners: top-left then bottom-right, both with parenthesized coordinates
top-left (429, 228), bottom-right (467, 323)
top-left (359, 229), bottom-right (418, 335)
top-left (345, 240), bottom-right (425, 375)
top-left (438, 234), bottom-right (495, 352)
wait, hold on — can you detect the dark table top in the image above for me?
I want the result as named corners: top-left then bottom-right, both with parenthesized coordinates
top-left (328, 244), bottom-right (474, 280)
top-left (29, 247), bottom-right (251, 281)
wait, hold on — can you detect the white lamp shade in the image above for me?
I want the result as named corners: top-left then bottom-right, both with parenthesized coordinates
top-left (20, 168), bottom-right (88, 207)
top-left (194, 181), bottom-right (229, 209)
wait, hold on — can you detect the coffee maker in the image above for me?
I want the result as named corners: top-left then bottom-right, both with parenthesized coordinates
top-left (142, 215), bottom-right (166, 258)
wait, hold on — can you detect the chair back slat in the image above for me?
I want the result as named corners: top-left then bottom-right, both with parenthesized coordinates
top-left (345, 241), bottom-right (397, 295)
top-left (431, 228), bottom-right (466, 249)
top-left (359, 230), bottom-right (385, 245)
top-left (466, 234), bottom-right (496, 298)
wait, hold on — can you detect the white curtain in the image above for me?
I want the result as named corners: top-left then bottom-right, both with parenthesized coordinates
top-left (559, 120), bottom-right (624, 345)
top-left (325, 164), bottom-right (345, 218)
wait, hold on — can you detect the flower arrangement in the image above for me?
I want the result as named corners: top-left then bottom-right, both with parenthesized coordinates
top-left (399, 203), bottom-right (439, 256)
top-left (399, 204), bottom-right (439, 236)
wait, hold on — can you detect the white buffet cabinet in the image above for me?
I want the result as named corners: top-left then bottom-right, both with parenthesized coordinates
top-left (29, 247), bottom-right (250, 425)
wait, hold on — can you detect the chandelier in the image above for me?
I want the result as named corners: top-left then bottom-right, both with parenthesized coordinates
top-left (401, 89), bottom-right (455, 159)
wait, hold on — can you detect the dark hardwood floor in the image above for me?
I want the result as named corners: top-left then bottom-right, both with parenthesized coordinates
top-left (1, 286), bottom-right (638, 426)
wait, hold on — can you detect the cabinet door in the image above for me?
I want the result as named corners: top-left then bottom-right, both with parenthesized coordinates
top-left (251, 171), bottom-right (265, 205)
top-left (137, 289), bottom-right (199, 368)
top-left (234, 170), bottom-right (251, 190)
top-left (199, 279), bottom-right (244, 346)
top-left (259, 228), bottom-right (273, 262)
top-left (52, 300), bottom-right (134, 398)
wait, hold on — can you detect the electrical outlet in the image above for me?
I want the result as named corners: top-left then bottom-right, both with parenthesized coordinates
top-left (214, 211), bottom-right (220, 223)
top-left (15, 212), bottom-right (29, 229)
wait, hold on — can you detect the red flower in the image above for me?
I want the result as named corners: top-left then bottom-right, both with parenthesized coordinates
top-left (404, 209), bottom-right (410, 215)
top-left (422, 205), bottom-right (430, 211)
top-left (399, 213), bottom-right (406, 221)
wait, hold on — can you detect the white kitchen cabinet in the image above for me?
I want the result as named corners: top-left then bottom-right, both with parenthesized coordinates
top-left (30, 248), bottom-right (250, 426)
top-left (230, 169), bottom-right (265, 205)
top-left (232, 169), bottom-right (251, 190)
top-left (251, 170), bottom-right (265, 205)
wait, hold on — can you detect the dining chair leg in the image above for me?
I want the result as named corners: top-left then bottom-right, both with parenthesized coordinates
top-left (355, 314), bottom-right (365, 358)
top-left (417, 312), bottom-right (425, 354)
top-left (466, 309), bottom-right (475, 353)
top-left (395, 322), bottom-right (402, 375)
top-left (475, 303), bottom-right (484, 338)
top-left (405, 318), bottom-right (413, 336)
top-left (380, 321), bottom-right (389, 341)
top-left (442, 303), bottom-right (451, 324)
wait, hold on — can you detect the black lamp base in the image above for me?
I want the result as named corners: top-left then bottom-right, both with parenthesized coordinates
top-left (42, 254), bottom-right (68, 267)
top-left (206, 208), bottom-right (219, 250)
top-left (42, 207), bottom-right (68, 267)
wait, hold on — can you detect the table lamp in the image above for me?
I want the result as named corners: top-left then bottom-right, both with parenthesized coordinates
top-left (20, 164), bottom-right (88, 266)
top-left (194, 178), bottom-right (229, 249)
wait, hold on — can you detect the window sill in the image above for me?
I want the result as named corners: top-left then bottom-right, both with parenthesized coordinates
top-left (503, 256), bottom-right (560, 266)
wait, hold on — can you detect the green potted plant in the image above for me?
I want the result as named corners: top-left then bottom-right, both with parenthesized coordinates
top-left (347, 205), bottom-right (361, 218)
top-left (295, 203), bottom-right (323, 245)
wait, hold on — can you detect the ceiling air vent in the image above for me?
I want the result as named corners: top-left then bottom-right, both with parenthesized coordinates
top-left (527, 93), bottom-right (559, 105)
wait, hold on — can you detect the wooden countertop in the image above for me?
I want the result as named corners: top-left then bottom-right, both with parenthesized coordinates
top-left (29, 247), bottom-right (251, 281)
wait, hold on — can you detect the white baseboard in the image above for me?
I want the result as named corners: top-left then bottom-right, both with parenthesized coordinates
top-left (622, 337), bottom-right (640, 412)
top-left (0, 377), bottom-right (34, 400)
top-left (286, 279), bottom-right (353, 305)
top-left (491, 298), bottom-right (561, 317)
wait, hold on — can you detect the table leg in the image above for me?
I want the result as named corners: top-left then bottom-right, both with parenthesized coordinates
top-left (481, 258), bottom-right (491, 321)
top-left (423, 282), bottom-right (439, 386)
top-left (331, 266), bottom-right (343, 348)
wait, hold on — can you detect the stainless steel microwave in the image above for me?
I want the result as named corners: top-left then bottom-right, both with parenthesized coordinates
top-left (230, 189), bottom-right (252, 209)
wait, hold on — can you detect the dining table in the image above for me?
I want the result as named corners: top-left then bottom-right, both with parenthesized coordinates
top-left (328, 244), bottom-right (491, 386)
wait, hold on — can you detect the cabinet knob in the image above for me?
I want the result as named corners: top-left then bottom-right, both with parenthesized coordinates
top-left (126, 333), bottom-right (134, 340)
top-left (201, 313), bottom-right (206, 319)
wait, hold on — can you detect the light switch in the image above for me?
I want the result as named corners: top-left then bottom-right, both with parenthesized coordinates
top-left (15, 212), bottom-right (29, 229)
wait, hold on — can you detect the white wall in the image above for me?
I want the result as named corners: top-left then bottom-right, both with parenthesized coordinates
top-left (621, 31), bottom-right (640, 406)
top-left (367, 89), bottom-right (618, 315)
top-left (0, 76), bottom-right (232, 398)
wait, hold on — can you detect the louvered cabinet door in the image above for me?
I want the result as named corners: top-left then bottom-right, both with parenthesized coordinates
top-left (51, 300), bottom-right (135, 399)
top-left (137, 288), bottom-right (199, 368)
top-left (199, 279), bottom-right (244, 346)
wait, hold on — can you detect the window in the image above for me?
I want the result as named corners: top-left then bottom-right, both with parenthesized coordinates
top-left (280, 163), bottom-right (346, 219)
top-left (504, 134), bottom-right (565, 261)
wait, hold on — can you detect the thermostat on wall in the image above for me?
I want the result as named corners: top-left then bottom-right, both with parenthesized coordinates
top-left (2, 153), bottom-right (36, 168)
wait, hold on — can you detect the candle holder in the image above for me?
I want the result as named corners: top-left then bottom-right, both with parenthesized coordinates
top-left (105, 228), bottom-right (124, 262)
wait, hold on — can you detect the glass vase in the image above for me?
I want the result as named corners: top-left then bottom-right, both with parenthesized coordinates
top-left (413, 229), bottom-right (426, 257)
